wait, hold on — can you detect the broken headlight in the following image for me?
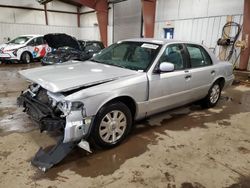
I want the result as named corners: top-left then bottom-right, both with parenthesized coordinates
top-left (59, 101), bottom-right (85, 117)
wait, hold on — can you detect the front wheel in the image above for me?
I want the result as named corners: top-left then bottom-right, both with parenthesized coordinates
top-left (91, 102), bottom-right (132, 148)
top-left (21, 52), bottom-right (32, 64)
top-left (201, 81), bottom-right (222, 108)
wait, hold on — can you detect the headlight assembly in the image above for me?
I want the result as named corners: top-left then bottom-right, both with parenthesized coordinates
top-left (71, 101), bottom-right (84, 110)
top-left (59, 101), bottom-right (84, 117)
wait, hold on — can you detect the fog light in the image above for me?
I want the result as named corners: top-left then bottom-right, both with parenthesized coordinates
top-left (83, 117), bottom-right (92, 125)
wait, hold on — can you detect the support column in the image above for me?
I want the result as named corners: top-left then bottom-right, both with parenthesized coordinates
top-left (77, 7), bottom-right (81, 27)
top-left (142, 0), bottom-right (156, 38)
top-left (75, 0), bottom-right (108, 47)
top-left (44, 3), bottom-right (48, 25)
top-left (95, 0), bottom-right (108, 47)
top-left (239, 0), bottom-right (250, 70)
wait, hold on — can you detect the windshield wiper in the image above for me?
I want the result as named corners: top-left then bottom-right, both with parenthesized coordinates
top-left (110, 64), bottom-right (126, 69)
top-left (90, 59), bottom-right (130, 70)
top-left (90, 59), bottom-right (103, 63)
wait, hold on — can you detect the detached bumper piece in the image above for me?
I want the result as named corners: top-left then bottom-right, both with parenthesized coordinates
top-left (31, 136), bottom-right (77, 172)
top-left (17, 92), bottom-right (78, 172)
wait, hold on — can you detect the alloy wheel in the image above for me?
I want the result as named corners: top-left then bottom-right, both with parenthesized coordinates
top-left (210, 84), bottom-right (220, 104)
top-left (99, 110), bottom-right (127, 143)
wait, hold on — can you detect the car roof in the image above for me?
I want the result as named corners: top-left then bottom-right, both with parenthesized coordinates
top-left (121, 38), bottom-right (201, 46)
top-left (18, 34), bottom-right (43, 38)
top-left (78, 40), bottom-right (102, 43)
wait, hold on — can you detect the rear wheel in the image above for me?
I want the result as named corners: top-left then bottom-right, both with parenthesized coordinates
top-left (201, 81), bottom-right (222, 108)
top-left (91, 102), bottom-right (132, 148)
top-left (21, 52), bottom-right (32, 64)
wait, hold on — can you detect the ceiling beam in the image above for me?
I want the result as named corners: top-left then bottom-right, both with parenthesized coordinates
top-left (72, 0), bottom-right (96, 8)
top-left (72, 0), bottom-right (108, 47)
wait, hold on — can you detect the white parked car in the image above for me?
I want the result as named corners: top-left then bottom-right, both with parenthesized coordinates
top-left (0, 35), bottom-right (51, 63)
top-left (18, 38), bottom-right (234, 171)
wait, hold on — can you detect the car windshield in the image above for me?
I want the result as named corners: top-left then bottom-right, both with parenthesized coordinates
top-left (91, 41), bottom-right (162, 71)
top-left (8, 36), bottom-right (32, 45)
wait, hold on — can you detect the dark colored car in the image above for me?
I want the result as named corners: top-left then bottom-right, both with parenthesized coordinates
top-left (41, 33), bottom-right (104, 65)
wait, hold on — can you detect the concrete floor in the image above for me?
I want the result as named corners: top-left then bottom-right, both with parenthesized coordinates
top-left (0, 63), bottom-right (250, 188)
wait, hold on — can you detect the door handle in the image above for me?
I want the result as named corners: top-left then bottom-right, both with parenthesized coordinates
top-left (185, 75), bottom-right (192, 79)
top-left (211, 70), bottom-right (216, 75)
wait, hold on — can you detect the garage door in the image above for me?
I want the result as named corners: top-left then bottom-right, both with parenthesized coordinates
top-left (113, 0), bottom-right (142, 42)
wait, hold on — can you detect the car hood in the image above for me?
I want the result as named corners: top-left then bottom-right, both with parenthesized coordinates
top-left (19, 60), bottom-right (137, 93)
top-left (0, 43), bottom-right (25, 51)
top-left (44, 33), bottom-right (81, 50)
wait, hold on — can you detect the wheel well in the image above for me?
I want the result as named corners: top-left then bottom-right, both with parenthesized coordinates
top-left (105, 96), bottom-right (136, 119)
top-left (215, 77), bottom-right (225, 89)
top-left (21, 51), bottom-right (33, 59)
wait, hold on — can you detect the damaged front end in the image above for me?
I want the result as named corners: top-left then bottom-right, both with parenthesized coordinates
top-left (17, 84), bottom-right (93, 172)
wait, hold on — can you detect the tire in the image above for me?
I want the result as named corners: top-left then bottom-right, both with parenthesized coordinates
top-left (201, 81), bottom-right (222, 108)
top-left (21, 52), bottom-right (32, 64)
top-left (91, 102), bottom-right (132, 148)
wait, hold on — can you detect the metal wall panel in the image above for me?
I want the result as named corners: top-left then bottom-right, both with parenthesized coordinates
top-left (200, 17), bottom-right (209, 45)
top-left (47, 12), bottom-right (78, 27)
top-left (0, 1), bottom-right (78, 27)
top-left (14, 9), bottom-right (46, 25)
top-left (0, 0), bottom-right (43, 9)
top-left (0, 8), bottom-right (45, 25)
top-left (178, 0), bottom-right (209, 19)
top-left (157, 0), bottom-right (179, 21)
top-left (79, 27), bottom-right (100, 41)
top-left (155, 14), bottom-right (243, 59)
top-left (46, 1), bottom-right (77, 12)
top-left (210, 17), bottom-right (221, 49)
top-left (80, 12), bottom-right (98, 27)
top-left (0, 8), bottom-right (15, 23)
top-left (0, 0), bottom-right (77, 11)
top-left (113, 0), bottom-right (142, 42)
top-left (208, 0), bottom-right (244, 16)
top-left (0, 22), bottom-right (80, 43)
top-left (156, 0), bottom-right (244, 21)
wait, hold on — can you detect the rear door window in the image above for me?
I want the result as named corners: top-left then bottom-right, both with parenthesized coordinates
top-left (35, 37), bottom-right (46, 45)
top-left (186, 44), bottom-right (212, 68)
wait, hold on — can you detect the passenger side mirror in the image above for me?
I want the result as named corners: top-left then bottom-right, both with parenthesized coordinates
top-left (159, 62), bottom-right (175, 72)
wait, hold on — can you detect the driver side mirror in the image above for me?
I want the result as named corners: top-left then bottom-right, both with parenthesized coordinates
top-left (159, 62), bottom-right (175, 72)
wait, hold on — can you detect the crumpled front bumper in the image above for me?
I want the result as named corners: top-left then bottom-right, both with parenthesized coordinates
top-left (17, 91), bottom-right (93, 171)
top-left (17, 91), bottom-right (94, 141)
top-left (17, 92), bottom-right (65, 132)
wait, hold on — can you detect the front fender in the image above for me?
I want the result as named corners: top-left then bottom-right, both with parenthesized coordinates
top-left (81, 92), bottom-right (138, 117)
top-left (64, 74), bottom-right (148, 118)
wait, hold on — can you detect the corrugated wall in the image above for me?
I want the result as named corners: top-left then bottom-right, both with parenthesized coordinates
top-left (113, 0), bottom-right (142, 42)
top-left (0, 22), bottom-right (80, 42)
top-left (155, 0), bottom-right (245, 69)
top-left (0, 0), bottom-right (101, 43)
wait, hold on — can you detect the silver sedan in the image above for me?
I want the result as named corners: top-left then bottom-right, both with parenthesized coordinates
top-left (18, 38), bottom-right (234, 170)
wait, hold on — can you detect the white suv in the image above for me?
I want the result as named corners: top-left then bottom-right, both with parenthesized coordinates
top-left (0, 35), bottom-right (51, 63)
